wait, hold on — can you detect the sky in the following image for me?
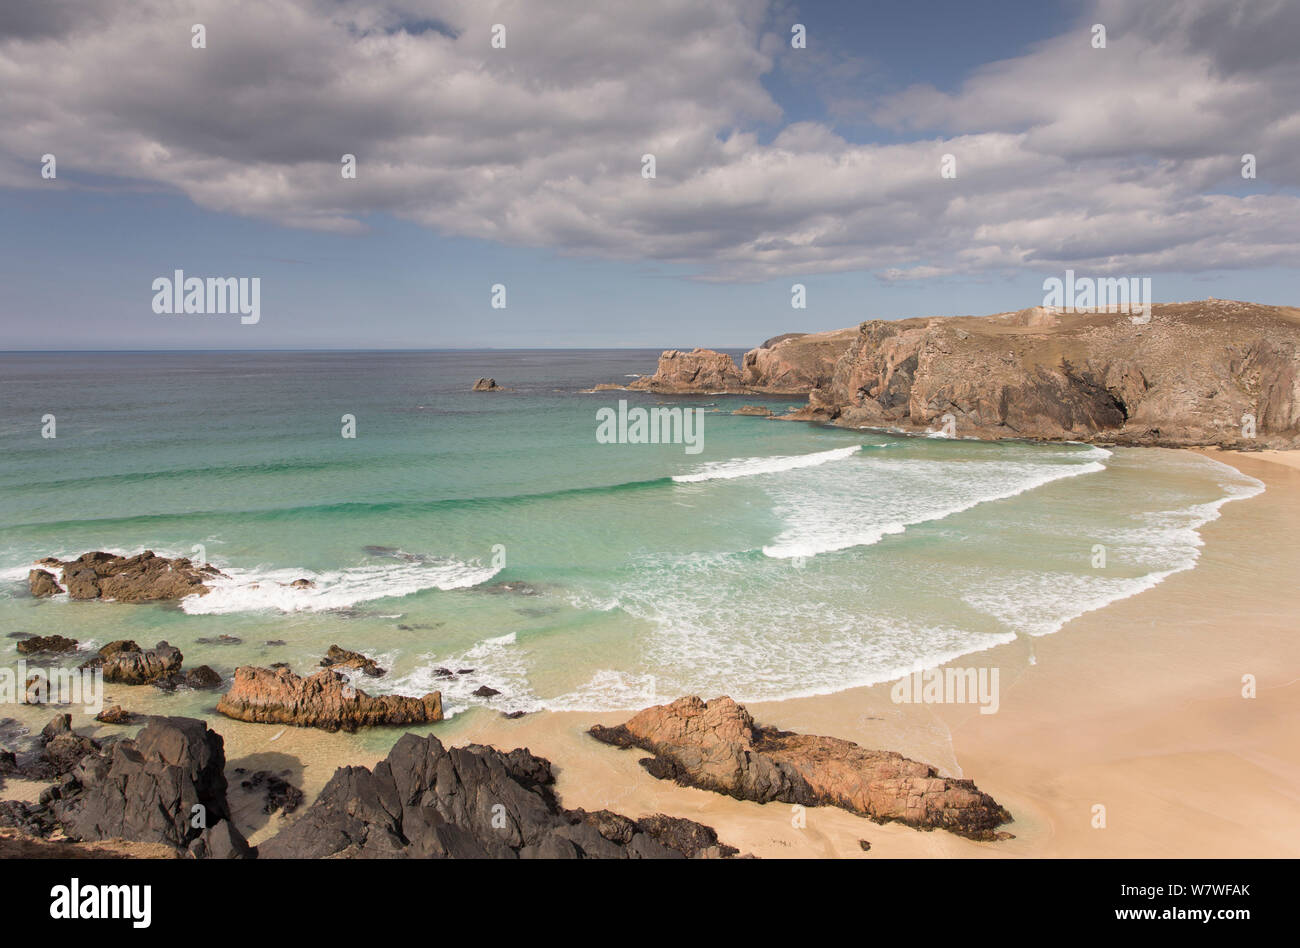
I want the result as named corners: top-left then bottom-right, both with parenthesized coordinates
top-left (1, 0), bottom-right (1298, 349)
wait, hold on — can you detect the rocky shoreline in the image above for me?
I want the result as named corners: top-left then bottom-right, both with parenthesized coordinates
top-left (0, 693), bottom-right (1011, 856)
top-left (617, 300), bottom-right (1300, 448)
top-left (0, 712), bottom-right (739, 859)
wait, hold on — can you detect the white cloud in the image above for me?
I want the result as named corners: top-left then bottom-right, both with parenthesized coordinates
top-left (1, 0), bottom-right (1297, 282)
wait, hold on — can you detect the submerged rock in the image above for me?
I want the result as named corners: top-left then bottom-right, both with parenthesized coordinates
top-left (590, 695), bottom-right (1012, 840)
top-left (258, 731), bottom-right (737, 859)
top-left (237, 769), bottom-right (303, 815)
top-left (216, 665), bottom-right (443, 733)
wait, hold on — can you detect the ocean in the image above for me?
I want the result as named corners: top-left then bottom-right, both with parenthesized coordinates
top-left (0, 350), bottom-right (1264, 718)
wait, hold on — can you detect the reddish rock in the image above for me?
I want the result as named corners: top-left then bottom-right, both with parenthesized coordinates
top-left (216, 665), bottom-right (443, 733)
top-left (626, 300), bottom-right (1300, 448)
top-left (628, 349), bottom-right (744, 394)
top-left (319, 644), bottom-right (385, 677)
top-left (590, 695), bottom-right (1012, 840)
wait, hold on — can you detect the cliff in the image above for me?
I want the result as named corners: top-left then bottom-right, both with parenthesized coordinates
top-left (622, 300), bottom-right (1300, 447)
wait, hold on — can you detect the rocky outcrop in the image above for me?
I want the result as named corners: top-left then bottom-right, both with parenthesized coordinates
top-left (15, 634), bottom-right (79, 655)
top-left (628, 348), bottom-right (744, 393)
top-left (82, 640), bottom-right (183, 684)
top-left (216, 665), bottom-right (443, 733)
top-left (51, 716), bottom-right (251, 858)
top-left (95, 706), bottom-right (137, 725)
top-left (741, 327), bottom-right (857, 393)
top-left (628, 300), bottom-right (1300, 447)
top-left (27, 570), bottom-right (62, 598)
top-left (590, 695), bottom-right (1012, 840)
top-left (259, 731), bottom-right (737, 859)
top-left (36, 551), bottom-right (224, 602)
top-left (319, 644), bottom-right (385, 677)
top-left (472, 377), bottom-right (503, 391)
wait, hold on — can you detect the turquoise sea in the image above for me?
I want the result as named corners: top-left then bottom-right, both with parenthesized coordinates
top-left (0, 350), bottom-right (1264, 718)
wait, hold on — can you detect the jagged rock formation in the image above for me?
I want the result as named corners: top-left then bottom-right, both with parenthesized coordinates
top-left (216, 665), bottom-right (443, 732)
top-left (27, 570), bottom-right (61, 598)
top-left (49, 716), bottom-right (251, 858)
top-left (742, 327), bottom-right (858, 393)
top-left (319, 644), bottom-right (385, 677)
top-left (590, 695), bottom-right (1011, 840)
top-left (629, 348), bottom-right (744, 393)
top-left (29, 551), bottom-right (224, 602)
top-left (259, 731), bottom-right (737, 859)
top-left (81, 640), bottom-right (183, 684)
top-left (472, 377), bottom-right (504, 391)
top-left (623, 300), bottom-right (1300, 447)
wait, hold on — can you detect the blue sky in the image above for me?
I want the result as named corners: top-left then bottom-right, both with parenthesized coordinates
top-left (2, 0), bottom-right (1298, 349)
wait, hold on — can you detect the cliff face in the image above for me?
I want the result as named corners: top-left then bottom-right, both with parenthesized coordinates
top-left (626, 300), bottom-right (1300, 447)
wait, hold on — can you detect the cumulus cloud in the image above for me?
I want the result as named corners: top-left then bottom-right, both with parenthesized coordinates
top-left (1, 0), bottom-right (1297, 281)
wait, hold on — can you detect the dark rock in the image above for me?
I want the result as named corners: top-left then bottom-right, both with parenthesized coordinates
top-left (82, 640), bottom-right (183, 684)
top-left (52, 716), bottom-right (251, 858)
top-left (473, 685), bottom-right (501, 698)
top-left (39, 714), bottom-right (102, 774)
top-left (15, 634), bottom-right (79, 655)
top-left (185, 666), bottom-right (222, 689)
top-left (196, 634), bottom-right (242, 645)
top-left (95, 706), bottom-right (137, 725)
top-left (258, 732), bottom-right (735, 859)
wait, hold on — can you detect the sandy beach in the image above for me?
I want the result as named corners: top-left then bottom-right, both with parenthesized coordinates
top-left (429, 447), bottom-right (1300, 858)
top-left (9, 447), bottom-right (1298, 859)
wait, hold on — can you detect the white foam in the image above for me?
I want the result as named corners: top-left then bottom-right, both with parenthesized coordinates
top-left (963, 460), bottom-right (1264, 638)
top-left (387, 631), bottom-right (541, 717)
top-left (673, 445), bottom-right (861, 483)
top-left (763, 457), bottom-right (1107, 559)
top-left (182, 559), bottom-right (501, 614)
